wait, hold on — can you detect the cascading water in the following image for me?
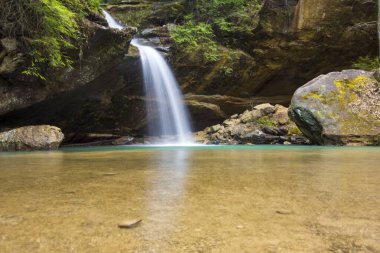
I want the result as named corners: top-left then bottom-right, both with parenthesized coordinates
top-left (102, 9), bottom-right (123, 30)
top-left (132, 39), bottom-right (193, 144)
top-left (102, 10), bottom-right (193, 144)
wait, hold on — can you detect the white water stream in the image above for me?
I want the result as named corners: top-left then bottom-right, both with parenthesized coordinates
top-left (102, 10), bottom-right (193, 145)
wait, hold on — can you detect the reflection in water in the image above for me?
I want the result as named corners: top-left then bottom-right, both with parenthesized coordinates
top-left (143, 149), bottom-right (191, 235)
top-left (0, 146), bottom-right (379, 252)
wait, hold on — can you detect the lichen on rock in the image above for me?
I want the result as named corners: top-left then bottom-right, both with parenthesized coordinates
top-left (289, 69), bottom-right (380, 146)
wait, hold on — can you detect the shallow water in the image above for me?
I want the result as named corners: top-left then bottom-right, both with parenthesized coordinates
top-left (0, 146), bottom-right (379, 253)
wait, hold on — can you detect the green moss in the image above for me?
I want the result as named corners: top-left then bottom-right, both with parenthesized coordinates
top-left (302, 75), bottom-right (378, 134)
top-left (255, 116), bottom-right (276, 127)
top-left (288, 124), bottom-right (302, 135)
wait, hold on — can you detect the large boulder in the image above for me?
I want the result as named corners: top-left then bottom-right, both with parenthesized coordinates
top-left (289, 70), bottom-right (380, 146)
top-left (0, 125), bottom-right (64, 151)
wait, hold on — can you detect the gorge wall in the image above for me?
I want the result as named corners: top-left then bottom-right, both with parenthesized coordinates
top-left (0, 0), bottom-right (377, 138)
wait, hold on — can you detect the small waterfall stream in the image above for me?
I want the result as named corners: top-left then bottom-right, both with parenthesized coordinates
top-left (102, 10), bottom-right (123, 30)
top-left (132, 39), bottom-right (193, 144)
top-left (102, 10), bottom-right (193, 145)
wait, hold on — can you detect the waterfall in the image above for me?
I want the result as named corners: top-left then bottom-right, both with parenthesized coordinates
top-left (132, 39), bottom-right (193, 144)
top-left (102, 9), bottom-right (123, 30)
top-left (102, 9), bottom-right (193, 144)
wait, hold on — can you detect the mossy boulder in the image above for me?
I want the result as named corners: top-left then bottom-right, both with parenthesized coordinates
top-left (289, 70), bottom-right (380, 146)
top-left (0, 125), bottom-right (64, 151)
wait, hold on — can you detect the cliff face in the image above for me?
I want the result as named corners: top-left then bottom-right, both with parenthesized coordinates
top-left (0, 0), bottom-right (377, 137)
top-left (0, 17), bottom-right (134, 116)
top-left (245, 0), bottom-right (377, 96)
top-left (171, 0), bottom-right (377, 97)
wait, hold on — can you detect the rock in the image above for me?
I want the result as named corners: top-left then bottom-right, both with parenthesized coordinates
top-left (111, 136), bottom-right (134, 145)
top-left (283, 141), bottom-right (292, 145)
top-left (254, 103), bottom-right (276, 115)
top-left (0, 53), bottom-right (24, 75)
top-left (118, 219), bottom-right (142, 229)
top-left (0, 18), bottom-right (134, 116)
top-left (276, 209), bottom-right (293, 215)
top-left (199, 103), bottom-right (310, 145)
top-left (273, 105), bottom-right (290, 125)
top-left (1, 38), bottom-right (18, 53)
top-left (103, 173), bottom-right (118, 176)
top-left (373, 68), bottom-right (380, 82)
top-left (210, 124), bottom-right (223, 133)
top-left (223, 119), bottom-right (240, 127)
top-left (289, 70), bottom-right (380, 146)
top-left (0, 125), bottom-right (64, 151)
top-left (240, 110), bottom-right (262, 123)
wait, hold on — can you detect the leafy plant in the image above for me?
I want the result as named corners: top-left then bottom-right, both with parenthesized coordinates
top-left (171, 19), bottom-right (221, 62)
top-left (0, 0), bottom-right (100, 79)
top-left (352, 56), bottom-right (379, 71)
top-left (170, 0), bottom-right (263, 62)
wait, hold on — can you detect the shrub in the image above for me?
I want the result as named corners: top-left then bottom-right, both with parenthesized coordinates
top-left (352, 56), bottom-right (379, 72)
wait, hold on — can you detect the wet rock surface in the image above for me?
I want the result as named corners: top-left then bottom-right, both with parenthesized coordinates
top-left (0, 125), bottom-right (64, 151)
top-left (196, 103), bottom-right (310, 145)
top-left (289, 70), bottom-right (380, 146)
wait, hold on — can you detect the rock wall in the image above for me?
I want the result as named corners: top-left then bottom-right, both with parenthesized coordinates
top-left (0, 0), bottom-right (378, 139)
top-left (0, 19), bottom-right (134, 115)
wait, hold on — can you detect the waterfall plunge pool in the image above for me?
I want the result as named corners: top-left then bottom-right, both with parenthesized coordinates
top-left (1, 145), bottom-right (380, 252)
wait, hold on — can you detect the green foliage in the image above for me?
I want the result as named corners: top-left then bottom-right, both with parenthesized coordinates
top-left (171, 19), bottom-right (221, 62)
top-left (170, 0), bottom-right (263, 63)
top-left (0, 0), bottom-right (100, 79)
top-left (352, 56), bottom-right (379, 71)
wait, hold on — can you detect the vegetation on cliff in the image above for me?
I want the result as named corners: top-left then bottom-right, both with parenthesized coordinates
top-left (0, 0), bottom-right (100, 79)
top-left (352, 56), bottom-right (379, 71)
top-left (170, 0), bottom-right (263, 62)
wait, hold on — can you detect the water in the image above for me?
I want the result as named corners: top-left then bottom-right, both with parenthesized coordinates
top-left (0, 146), bottom-right (379, 252)
top-left (102, 10), bottom-right (193, 144)
top-left (132, 39), bottom-right (193, 145)
top-left (102, 9), bottom-right (123, 30)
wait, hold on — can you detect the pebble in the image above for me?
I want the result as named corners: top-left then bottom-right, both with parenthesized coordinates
top-left (118, 219), bottom-right (142, 229)
top-left (276, 209), bottom-right (293, 215)
top-left (103, 173), bottom-right (118, 176)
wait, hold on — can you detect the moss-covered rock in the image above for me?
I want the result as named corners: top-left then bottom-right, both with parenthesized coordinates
top-left (197, 103), bottom-right (309, 145)
top-left (289, 69), bottom-right (380, 146)
top-left (0, 125), bottom-right (64, 151)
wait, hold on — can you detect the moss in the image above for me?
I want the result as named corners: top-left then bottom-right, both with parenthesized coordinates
top-left (288, 124), bottom-right (302, 135)
top-left (255, 116), bottom-right (276, 127)
top-left (303, 75), bottom-right (372, 105)
top-left (299, 75), bottom-right (379, 134)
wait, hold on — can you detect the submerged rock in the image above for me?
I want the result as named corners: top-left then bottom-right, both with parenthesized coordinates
top-left (118, 219), bottom-right (142, 229)
top-left (289, 70), bottom-right (380, 146)
top-left (0, 125), bottom-right (64, 151)
top-left (196, 103), bottom-right (310, 145)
